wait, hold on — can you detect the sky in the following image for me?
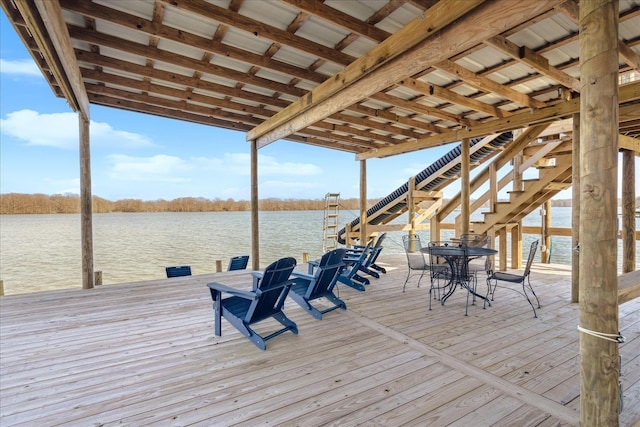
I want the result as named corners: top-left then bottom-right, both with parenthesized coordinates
top-left (0, 12), bottom-right (635, 203)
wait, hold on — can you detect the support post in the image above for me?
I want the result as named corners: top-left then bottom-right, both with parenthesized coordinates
top-left (489, 162), bottom-right (497, 213)
top-left (621, 149), bottom-right (636, 273)
top-left (579, 1), bottom-right (620, 425)
top-left (79, 114), bottom-right (94, 289)
top-left (498, 227), bottom-right (507, 271)
top-left (359, 160), bottom-right (367, 244)
top-left (571, 113), bottom-right (580, 303)
top-left (460, 138), bottom-right (470, 237)
top-left (408, 176), bottom-right (417, 251)
top-left (215, 260), bottom-right (223, 273)
top-left (250, 140), bottom-right (260, 270)
top-left (511, 224), bottom-right (522, 269)
top-left (541, 200), bottom-right (552, 263)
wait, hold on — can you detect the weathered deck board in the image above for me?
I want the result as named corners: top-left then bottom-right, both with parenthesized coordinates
top-left (1, 254), bottom-right (638, 426)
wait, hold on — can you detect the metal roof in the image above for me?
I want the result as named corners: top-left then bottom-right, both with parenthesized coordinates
top-left (2, 0), bottom-right (639, 156)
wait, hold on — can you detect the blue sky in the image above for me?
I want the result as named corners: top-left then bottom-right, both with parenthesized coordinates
top-left (1, 12), bottom-right (458, 203)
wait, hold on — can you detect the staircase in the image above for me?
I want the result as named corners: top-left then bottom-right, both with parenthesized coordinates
top-left (322, 193), bottom-right (340, 252)
top-left (470, 154), bottom-right (573, 235)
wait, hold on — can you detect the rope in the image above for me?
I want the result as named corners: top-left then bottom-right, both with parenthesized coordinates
top-left (577, 325), bottom-right (626, 343)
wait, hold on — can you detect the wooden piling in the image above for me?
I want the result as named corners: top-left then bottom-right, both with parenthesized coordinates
top-left (79, 114), bottom-right (94, 289)
top-left (579, 1), bottom-right (620, 425)
top-left (460, 138), bottom-right (470, 237)
top-left (621, 149), bottom-right (636, 273)
top-left (571, 113), bottom-right (580, 303)
top-left (94, 271), bottom-right (102, 286)
top-left (215, 260), bottom-right (223, 273)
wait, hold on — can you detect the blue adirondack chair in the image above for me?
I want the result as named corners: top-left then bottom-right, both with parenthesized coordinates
top-left (207, 257), bottom-right (297, 350)
top-left (338, 242), bottom-right (372, 291)
top-left (349, 232), bottom-right (387, 278)
top-left (289, 248), bottom-right (347, 319)
top-left (165, 265), bottom-right (192, 278)
top-left (227, 255), bottom-right (249, 271)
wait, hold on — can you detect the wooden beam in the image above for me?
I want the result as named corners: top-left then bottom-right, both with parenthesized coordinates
top-left (578, 1), bottom-right (620, 425)
top-left (485, 35), bottom-right (581, 92)
top-left (358, 81), bottom-right (640, 159)
top-left (33, 0), bottom-right (89, 118)
top-left (619, 134), bottom-right (640, 153)
top-left (555, 0), bottom-right (640, 71)
top-left (400, 78), bottom-right (507, 118)
top-left (159, 0), bottom-right (354, 66)
top-left (434, 59), bottom-right (546, 109)
top-left (248, 0), bottom-right (486, 145)
top-left (249, 0), bottom-right (563, 147)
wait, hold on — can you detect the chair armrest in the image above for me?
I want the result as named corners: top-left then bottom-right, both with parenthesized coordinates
top-left (291, 271), bottom-right (315, 281)
top-left (207, 282), bottom-right (256, 300)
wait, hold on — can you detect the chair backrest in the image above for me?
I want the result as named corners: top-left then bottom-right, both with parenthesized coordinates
top-left (373, 232), bottom-right (387, 249)
top-left (428, 243), bottom-right (468, 277)
top-left (460, 233), bottom-right (489, 247)
top-left (523, 240), bottom-right (539, 276)
top-left (402, 234), bottom-right (427, 270)
top-left (228, 255), bottom-right (249, 271)
top-left (166, 265), bottom-right (192, 278)
top-left (364, 233), bottom-right (386, 267)
top-left (246, 257), bottom-right (297, 323)
top-left (460, 234), bottom-right (492, 273)
top-left (305, 248), bottom-right (346, 298)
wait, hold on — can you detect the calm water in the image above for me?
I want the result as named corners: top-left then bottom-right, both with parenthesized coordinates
top-left (1, 208), bottom-right (638, 295)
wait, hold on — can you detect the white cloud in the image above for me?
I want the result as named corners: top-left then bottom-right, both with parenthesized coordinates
top-left (107, 154), bottom-right (192, 182)
top-left (0, 58), bottom-right (41, 77)
top-left (0, 110), bottom-right (154, 149)
top-left (193, 153), bottom-right (322, 177)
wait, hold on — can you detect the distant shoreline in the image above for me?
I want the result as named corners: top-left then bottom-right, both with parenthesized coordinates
top-left (2, 192), bottom-right (638, 215)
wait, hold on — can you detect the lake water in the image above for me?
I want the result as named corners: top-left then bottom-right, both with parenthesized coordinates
top-left (0, 208), bottom-right (638, 295)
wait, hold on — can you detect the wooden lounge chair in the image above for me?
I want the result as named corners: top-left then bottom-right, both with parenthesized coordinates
top-left (289, 248), bottom-right (347, 319)
top-left (227, 255), bottom-right (249, 271)
top-left (207, 257), bottom-right (298, 350)
top-left (349, 233), bottom-right (387, 278)
top-left (487, 240), bottom-right (540, 318)
top-left (165, 265), bottom-right (192, 278)
top-left (338, 242), bottom-right (372, 291)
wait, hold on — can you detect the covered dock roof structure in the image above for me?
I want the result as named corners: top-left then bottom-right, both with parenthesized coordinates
top-left (2, 0), bottom-right (639, 425)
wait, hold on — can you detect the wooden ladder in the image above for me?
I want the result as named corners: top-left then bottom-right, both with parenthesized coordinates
top-left (322, 193), bottom-right (340, 253)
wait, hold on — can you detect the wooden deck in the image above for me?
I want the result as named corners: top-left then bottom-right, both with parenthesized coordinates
top-left (1, 254), bottom-right (638, 426)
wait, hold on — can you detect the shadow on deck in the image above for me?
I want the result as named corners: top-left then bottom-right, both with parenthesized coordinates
top-left (1, 254), bottom-right (638, 426)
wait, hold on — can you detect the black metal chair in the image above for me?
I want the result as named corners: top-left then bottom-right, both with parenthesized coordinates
top-left (487, 240), bottom-right (540, 318)
top-left (459, 233), bottom-right (492, 280)
top-left (401, 234), bottom-right (430, 292)
top-left (165, 265), bottom-right (192, 278)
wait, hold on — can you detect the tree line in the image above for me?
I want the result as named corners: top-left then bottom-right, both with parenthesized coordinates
top-left (2, 193), bottom-right (632, 215)
top-left (0, 193), bottom-right (366, 214)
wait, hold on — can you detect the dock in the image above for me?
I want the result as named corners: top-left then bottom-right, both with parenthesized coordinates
top-left (1, 254), bottom-right (638, 426)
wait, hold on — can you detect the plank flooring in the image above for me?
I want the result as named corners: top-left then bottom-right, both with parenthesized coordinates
top-left (1, 255), bottom-right (638, 426)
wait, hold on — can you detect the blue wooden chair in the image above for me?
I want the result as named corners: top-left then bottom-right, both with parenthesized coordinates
top-left (165, 265), bottom-right (192, 278)
top-left (338, 242), bottom-right (372, 291)
top-left (289, 248), bottom-right (347, 319)
top-left (349, 233), bottom-right (387, 278)
top-left (227, 255), bottom-right (249, 271)
top-left (207, 257), bottom-right (297, 350)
